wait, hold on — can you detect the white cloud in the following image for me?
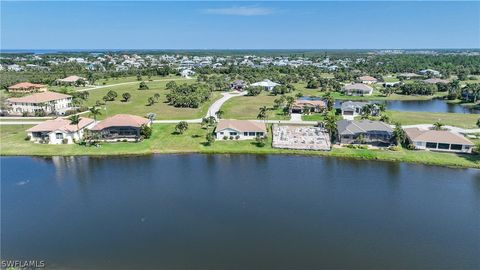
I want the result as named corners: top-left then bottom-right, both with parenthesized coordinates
top-left (203, 6), bottom-right (274, 16)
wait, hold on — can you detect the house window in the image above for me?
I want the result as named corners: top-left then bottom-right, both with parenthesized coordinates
top-left (438, 143), bottom-right (450, 150)
top-left (55, 133), bottom-right (63, 139)
top-left (220, 132), bottom-right (224, 135)
top-left (450, 144), bottom-right (462, 150)
top-left (426, 142), bottom-right (437, 149)
top-left (230, 132), bottom-right (237, 136)
top-left (256, 132), bottom-right (264, 136)
top-left (244, 132), bottom-right (248, 136)
top-left (249, 132), bottom-right (256, 136)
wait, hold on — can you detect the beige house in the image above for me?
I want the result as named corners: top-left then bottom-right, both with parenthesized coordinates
top-left (215, 120), bottom-right (267, 140)
top-left (56, 75), bottom-right (88, 86)
top-left (7, 91), bottom-right (73, 115)
top-left (26, 117), bottom-right (95, 144)
top-left (7, 82), bottom-right (48, 93)
top-left (358, 76), bottom-right (377, 84)
top-left (405, 128), bottom-right (474, 153)
top-left (91, 114), bottom-right (151, 141)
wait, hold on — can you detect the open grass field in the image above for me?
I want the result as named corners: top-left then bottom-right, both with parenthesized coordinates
top-left (95, 74), bottom-right (180, 85)
top-left (81, 78), bottom-right (221, 120)
top-left (221, 92), bottom-right (290, 120)
top-left (387, 111), bottom-right (479, 129)
top-left (1, 124), bottom-right (478, 168)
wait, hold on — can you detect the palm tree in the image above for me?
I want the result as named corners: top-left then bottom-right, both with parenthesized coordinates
top-left (257, 106), bottom-right (268, 122)
top-left (215, 110), bottom-right (224, 119)
top-left (69, 114), bottom-right (81, 133)
top-left (89, 106), bottom-right (102, 122)
top-left (153, 93), bottom-right (161, 102)
top-left (393, 122), bottom-right (406, 146)
top-left (433, 122), bottom-right (444, 130)
top-left (122, 92), bottom-right (131, 102)
top-left (324, 114), bottom-right (337, 143)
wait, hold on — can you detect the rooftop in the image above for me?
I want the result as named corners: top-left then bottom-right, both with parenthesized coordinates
top-left (26, 117), bottom-right (94, 133)
top-left (216, 119), bottom-right (266, 133)
top-left (405, 128), bottom-right (473, 145)
top-left (8, 91), bottom-right (72, 103)
top-left (91, 114), bottom-right (150, 130)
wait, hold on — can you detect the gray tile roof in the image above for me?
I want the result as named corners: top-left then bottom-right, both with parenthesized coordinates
top-left (337, 120), bottom-right (393, 135)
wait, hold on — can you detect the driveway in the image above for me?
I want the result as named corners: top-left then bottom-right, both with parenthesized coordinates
top-left (290, 113), bottom-right (302, 122)
top-left (206, 91), bottom-right (247, 119)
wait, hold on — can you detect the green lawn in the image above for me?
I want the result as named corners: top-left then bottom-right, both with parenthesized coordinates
top-left (387, 111), bottom-right (479, 129)
top-left (1, 124), bottom-right (479, 168)
top-left (81, 79), bottom-right (221, 120)
top-left (95, 74), bottom-right (180, 86)
top-left (221, 92), bottom-right (290, 120)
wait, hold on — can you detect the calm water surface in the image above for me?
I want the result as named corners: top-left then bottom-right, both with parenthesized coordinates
top-left (335, 99), bottom-right (479, 113)
top-left (1, 155), bottom-right (480, 269)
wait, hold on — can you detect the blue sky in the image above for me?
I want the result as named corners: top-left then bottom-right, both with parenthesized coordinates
top-left (1, 1), bottom-right (479, 49)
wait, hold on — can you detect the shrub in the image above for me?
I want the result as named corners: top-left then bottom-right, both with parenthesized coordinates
top-left (140, 124), bottom-right (152, 139)
top-left (388, 145), bottom-right (401, 151)
top-left (223, 136), bottom-right (228, 140)
top-left (229, 136), bottom-right (234, 140)
top-left (24, 135), bottom-right (31, 141)
top-left (235, 135), bottom-right (240, 140)
top-left (62, 138), bottom-right (68, 144)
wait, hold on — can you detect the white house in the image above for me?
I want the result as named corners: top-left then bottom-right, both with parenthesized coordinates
top-left (215, 120), bottom-right (267, 140)
top-left (405, 128), bottom-right (474, 154)
top-left (342, 83), bottom-right (373, 96)
top-left (419, 69), bottom-right (441, 77)
top-left (7, 91), bottom-right (73, 115)
top-left (250, 79), bottom-right (280, 91)
top-left (56, 75), bottom-right (88, 86)
top-left (26, 117), bottom-right (95, 144)
top-left (180, 69), bottom-right (195, 78)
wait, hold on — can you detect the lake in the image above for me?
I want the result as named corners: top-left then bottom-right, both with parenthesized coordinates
top-left (1, 155), bottom-right (479, 269)
top-left (335, 99), bottom-right (479, 114)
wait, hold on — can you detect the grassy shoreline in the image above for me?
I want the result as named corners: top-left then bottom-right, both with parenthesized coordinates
top-left (1, 124), bottom-right (478, 169)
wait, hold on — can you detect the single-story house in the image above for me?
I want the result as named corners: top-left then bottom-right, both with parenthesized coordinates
top-left (337, 120), bottom-right (394, 146)
top-left (382, 81), bottom-right (401, 87)
top-left (250, 79), bottom-right (280, 91)
top-left (56, 75), bottom-right (88, 86)
top-left (215, 119), bottom-right (267, 140)
top-left (290, 99), bottom-right (326, 114)
top-left (8, 82), bottom-right (48, 93)
top-left (358, 76), bottom-right (377, 84)
top-left (7, 91), bottom-right (73, 115)
top-left (340, 101), bottom-right (369, 117)
top-left (26, 117), bottom-right (95, 144)
top-left (419, 69), bottom-right (441, 77)
top-left (404, 128), bottom-right (474, 154)
top-left (230, 80), bottom-right (247, 91)
top-left (180, 69), bottom-right (195, 78)
top-left (423, 78), bottom-right (450, 84)
top-left (397, 73), bottom-right (422, 80)
top-left (90, 114), bottom-right (151, 141)
top-left (342, 83), bottom-right (373, 96)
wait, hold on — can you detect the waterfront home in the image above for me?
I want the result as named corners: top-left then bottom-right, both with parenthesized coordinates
top-left (341, 83), bottom-right (373, 96)
top-left (7, 82), bottom-right (48, 93)
top-left (337, 120), bottom-right (394, 146)
top-left (250, 79), bottom-right (280, 91)
top-left (230, 80), bottom-right (247, 91)
top-left (56, 75), bottom-right (88, 86)
top-left (290, 99), bottom-right (326, 114)
top-left (423, 78), bottom-right (450, 84)
top-left (215, 120), bottom-right (266, 140)
top-left (7, 91), bottom-right (73, 115)
top-left (404, 127), bottom-right (474, 154)
top-left (90, 114), bottom-right (151, 141)
top-left (358, 76), bottom-right (377, 84)
top-left (26, 117), bottom-right (95, 144)
top-left (340, 101), bottom-right (370, 117)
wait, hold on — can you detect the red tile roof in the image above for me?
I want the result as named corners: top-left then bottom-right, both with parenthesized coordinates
top-left (26, 117), bottom-right (94, 133)
top-left (216, 120), bottom-right (266, 133)
top-left (405, 128), bottom-right (473, 146)
top-left (7, 91), bottom-right (72, 103)
top-left (8, 82), bottom-right (46, 90)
